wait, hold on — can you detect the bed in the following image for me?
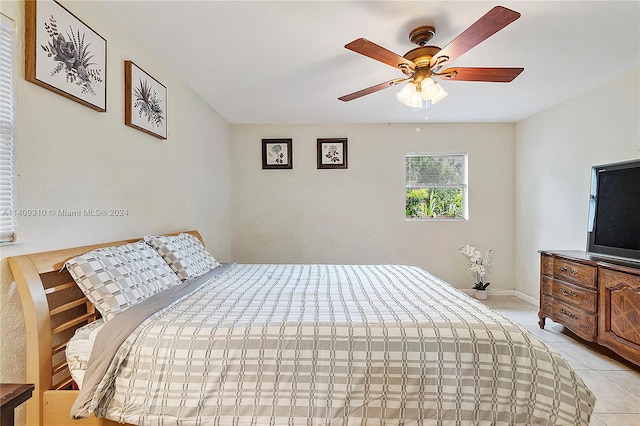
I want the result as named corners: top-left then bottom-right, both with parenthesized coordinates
top-left (8, 230), bottom-right (595, 425)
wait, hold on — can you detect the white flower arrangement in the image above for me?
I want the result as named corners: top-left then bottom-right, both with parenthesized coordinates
top-left (458, 245), bottom-right (493, 290)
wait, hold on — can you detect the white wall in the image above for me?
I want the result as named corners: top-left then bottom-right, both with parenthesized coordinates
top-left (231, 123), bottom-right (515, 291)
top-left (0, 0), bottom-right (232, 413)
top-left (514, 67), bottom-right (640, 299)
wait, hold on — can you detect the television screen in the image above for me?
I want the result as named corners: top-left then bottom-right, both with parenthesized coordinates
top-left (587, 159), bottom-right (640, 262)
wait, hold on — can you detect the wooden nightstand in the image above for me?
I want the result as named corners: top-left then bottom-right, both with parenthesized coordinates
top-left (0, 384), bottom-right (35, 426)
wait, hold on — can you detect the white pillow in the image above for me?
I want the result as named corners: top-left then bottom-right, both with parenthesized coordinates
top-left (144, 233), bottom-right (220, 281)
top-left (66, 319), bottom-right (105, 388)
top-left (65, 242), bottom-right (181, 321)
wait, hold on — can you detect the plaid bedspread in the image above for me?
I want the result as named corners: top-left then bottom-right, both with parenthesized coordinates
top-left (72, 264), bottom-right (595, 425)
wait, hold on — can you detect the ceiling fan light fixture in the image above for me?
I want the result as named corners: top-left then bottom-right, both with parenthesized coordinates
top-left (396, 82), bottom-right (423, 108)
top-left (420, 77), bottom-right (448, 104)
top-left (396, 79), bottom-right (448, 108)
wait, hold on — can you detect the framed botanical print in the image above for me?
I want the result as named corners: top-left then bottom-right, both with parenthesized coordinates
top-left (25, 0), bottom-right (107, 112)
top-left (125, 60), bottom-right (167, 139)
top-left (317, 138), bottom-right (348, 169)
top-left (262, 139), bottom-right (292, 169)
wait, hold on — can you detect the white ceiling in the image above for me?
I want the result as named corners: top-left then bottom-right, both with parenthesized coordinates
top-left (99, 1), bottom-right (640, 124)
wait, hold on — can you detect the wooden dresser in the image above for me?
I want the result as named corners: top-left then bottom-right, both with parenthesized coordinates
top-left (539, 250), bottom-right (640, 366)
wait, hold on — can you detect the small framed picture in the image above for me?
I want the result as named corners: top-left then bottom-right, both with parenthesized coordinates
top-left (25, 0), bottom-right (107, 112)
top-left (262, 139), bottom-right (293, 169)
top-left (317, 138), bottom-right (348, 169)
top-left (125, 60), bottom-right (167, 139)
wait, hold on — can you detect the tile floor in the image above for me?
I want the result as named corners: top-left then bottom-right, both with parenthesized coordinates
top-left (480, 296), bottom-right (640, 426)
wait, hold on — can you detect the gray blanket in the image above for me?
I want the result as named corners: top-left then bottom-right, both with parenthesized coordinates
top-left (72, 263), bottom-right (595, 425)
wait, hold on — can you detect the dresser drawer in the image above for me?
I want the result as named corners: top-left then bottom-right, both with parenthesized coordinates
top-left (554, 259), bottom-right (596, 289)
top-left (552, 279), bottom-right (597, 313)
top-left (599, 268), bottom-right (640, 290)
top-left (553, 300), bottom-right (597, 340)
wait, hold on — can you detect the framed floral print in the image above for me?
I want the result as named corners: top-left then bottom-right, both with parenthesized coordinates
top-left (262, 139), bottom-right (292, 169)
top-left (25, 0), bottom-right (107, 112)
top-left (125, 60), bottom-right (167, 139)
top-left (317, 138), bottom-right (348, 169)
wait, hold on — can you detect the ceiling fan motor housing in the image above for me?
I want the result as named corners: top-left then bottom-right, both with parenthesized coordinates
top-left (404, 45), bottom-right (440, 65)
top-left (402, 45), bottom-right (441, 78)
top-left (409, 26), bottom-right (436, 46)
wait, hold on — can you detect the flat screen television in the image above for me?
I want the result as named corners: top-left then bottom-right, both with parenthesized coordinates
top-left (587, 159), bottom-right (640, 263)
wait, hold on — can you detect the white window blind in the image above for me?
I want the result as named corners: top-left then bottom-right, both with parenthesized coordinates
top-left (0, 14), bottom-right (16, 243)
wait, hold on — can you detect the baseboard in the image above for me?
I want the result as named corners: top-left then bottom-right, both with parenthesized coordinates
top-left (459, 288), bottom-right (539, 306)
top-left (514, 290), bottom-right (538, 305)
top-left (460, 288), bottom-right (515, 297)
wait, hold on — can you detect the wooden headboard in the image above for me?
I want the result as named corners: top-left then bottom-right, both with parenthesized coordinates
top-left (7, 230), bottom-right (204, 426)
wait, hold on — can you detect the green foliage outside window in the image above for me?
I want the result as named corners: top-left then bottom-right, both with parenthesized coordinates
top-left (405, 188), bottom-right (463, 218)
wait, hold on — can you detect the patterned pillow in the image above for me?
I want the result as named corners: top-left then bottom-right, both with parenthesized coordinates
top-left (65, 242), bottom-right (181, 321)
top-left (144, 233), bottom-right (220, 281)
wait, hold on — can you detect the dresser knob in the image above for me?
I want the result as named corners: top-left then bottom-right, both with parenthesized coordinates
top-left (559, 267), bottom-right (567, 272)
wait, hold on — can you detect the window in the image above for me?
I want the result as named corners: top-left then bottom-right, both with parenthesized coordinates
top-left (405, 153), bottom-right (468, 220)
top-left (0, 14), bottom-right (16, 243)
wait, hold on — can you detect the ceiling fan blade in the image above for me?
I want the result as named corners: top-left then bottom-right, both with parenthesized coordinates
top-left (338, 78), bottom-right (407, 102)
top-left (440, 67), bottom-right (524, 82)
top-left (345, 38), bottom-right (416, 70)
top-left (430, 6), bottom-right (521, 68)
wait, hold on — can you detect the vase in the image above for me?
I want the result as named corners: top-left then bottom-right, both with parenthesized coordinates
top-left (475, 290), bottom-right (488, 300)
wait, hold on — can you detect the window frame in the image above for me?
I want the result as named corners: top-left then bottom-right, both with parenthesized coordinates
top-left (405, 152), bottom-right (469, 221)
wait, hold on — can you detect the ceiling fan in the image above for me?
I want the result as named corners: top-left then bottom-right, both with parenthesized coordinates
top-left (338, 6), bottom-right (524, 108)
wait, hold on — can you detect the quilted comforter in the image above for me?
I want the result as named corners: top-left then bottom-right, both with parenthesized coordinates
top-left (72, 263), bottom-right (595, 425)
